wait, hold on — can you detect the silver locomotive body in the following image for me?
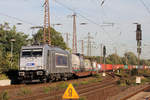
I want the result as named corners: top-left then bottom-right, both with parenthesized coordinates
top-left (18, 44), bottom-right (72, 82)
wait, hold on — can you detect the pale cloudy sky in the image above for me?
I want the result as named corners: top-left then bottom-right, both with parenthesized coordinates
top-left (0, 0), bottom-right (150, 59)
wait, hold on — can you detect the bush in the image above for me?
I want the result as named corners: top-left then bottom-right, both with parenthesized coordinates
top-left (0, 91), bottom-right (9, 100)
top-left (0, 74), bottom-right (8, 80)
top-left (131, 69), bottom-right (138, 76)
top-left (141, 77), bottom-right (150, 84)
top-left (19, 88), bottom-right (31, 95)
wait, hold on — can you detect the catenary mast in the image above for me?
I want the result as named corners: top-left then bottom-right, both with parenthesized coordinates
top-left (44, 0), bottom-right (51, 45)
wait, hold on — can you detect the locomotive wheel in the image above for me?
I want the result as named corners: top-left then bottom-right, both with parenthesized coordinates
top-left (62, 77), bottom-right (67, 81)
top-left (42, 78), bottom-right (47, 83)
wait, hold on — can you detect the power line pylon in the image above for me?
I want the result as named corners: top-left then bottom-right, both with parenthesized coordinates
top-left (44, 0), bottom-right (51, 45)
top-left (72, 13), bottom-right (77, 53)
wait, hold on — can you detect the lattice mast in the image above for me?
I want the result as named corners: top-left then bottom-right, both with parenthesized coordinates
top-left (44, 0), bottom-right (51, 45)
top-left (66, 33), bottom-right (69, 48)
top-left (87, 33), bottom-right (93, 56)
top-left (81, 40), bottom-right (84, 55)
top-left (72, 13), bottom-right (77, 53)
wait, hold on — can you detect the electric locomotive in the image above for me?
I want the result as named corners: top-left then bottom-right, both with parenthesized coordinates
top-left (18, 44), bottom-right (72, 83)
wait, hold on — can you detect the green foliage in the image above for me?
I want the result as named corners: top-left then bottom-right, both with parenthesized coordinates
top-left (141, 77), bottom-right (150, 84)
top-left (124, 52), bottom-right (138, 65)
top-left (57, 82), bottom-right (68, 89)
top-left (79, 96), bottom-right (87, 100)
top-left (92, 74), bottom-right (101, 78)
top-left (0, 22), bottom-right (28, 73)
top-left (106, 53), bottom-right (123, 64)
top-left (43, 86), bottom-right (54, 94)
top-left (0, 74), bottom-right (8, 80)
top-left (131, 69), bottom-right (138, 76)
top-left (32, 28), bottom-right (67, 50)
top-left (85, 52), bottom-right (150, 66)
top-left (72, 83), bottom-right (79, 87)
top-left (140, 59), bottom-right (150, 66)
top-left (0, 91), bottom-right (9, 100)
top-left (19, 88), bottom-right (31, 95)
top-left (80, 81), bottom-right (89, 85)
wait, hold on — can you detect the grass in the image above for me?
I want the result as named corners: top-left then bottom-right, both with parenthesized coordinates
top-left (43, 86), bottom-right (54, 94)
top-left (80, 81), bottom-right (89, 85)
top-left (92, 74), bottom-right (101, 78)
top-left (141, 77), bottom-right (150, 84)
top-left (56, 82), bottom-right (68, 89)
top-left (72, 83), bottom-right (79, 87)
top-left (0, 91), bottom-right (9, 100)
top-left (42, 74), bottom-right (103, 94)
top-left (79, 96), bottom-right (87, 100)
top-left (18, 88), bottom-right (32, 95)
top-left (116, 69), bottom-right (150, 86)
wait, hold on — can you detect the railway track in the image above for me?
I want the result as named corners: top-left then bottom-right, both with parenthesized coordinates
top-left (12, 74), bottom-right (118, 100)
top-left (0, 72), bottom-right (114, 91)
top-left (121, 85), bottom-right (150, 100)
top-left (0, 76), bottom-right (94, 91)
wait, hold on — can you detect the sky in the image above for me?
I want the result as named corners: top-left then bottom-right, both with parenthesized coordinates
top-left (0, 0), bottom-right (150, 59)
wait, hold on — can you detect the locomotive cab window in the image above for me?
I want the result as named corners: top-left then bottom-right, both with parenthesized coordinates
top-left (22, 51), bottom-right (31, 57)
top-left (22, 49), bottom-right (43, 57)
top-left (55, 53), bottom-right (68, 67)
top-left (32, 51), bottom-right (42, 57)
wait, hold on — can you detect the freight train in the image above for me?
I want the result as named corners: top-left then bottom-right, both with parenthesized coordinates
top-left (18, 44), bottom-right (148, 83)
top-left (18, 44), bottom-right (97, 83)
top-left (97, 64), bottom-right (150, 72)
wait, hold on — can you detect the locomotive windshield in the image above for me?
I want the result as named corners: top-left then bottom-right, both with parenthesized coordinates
top-left (22, 49), bottom-right (43, 57)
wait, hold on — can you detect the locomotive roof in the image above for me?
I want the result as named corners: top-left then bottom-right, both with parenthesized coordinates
top-left (21, 44), bottom-right (69, 54)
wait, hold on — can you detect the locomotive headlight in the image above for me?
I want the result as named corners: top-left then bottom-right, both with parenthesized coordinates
top-left (20, 67), bottom-right (25, 70)
top-left (37, 71), bottom-right (43, 75)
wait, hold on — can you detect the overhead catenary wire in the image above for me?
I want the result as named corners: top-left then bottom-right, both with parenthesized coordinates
top-left (139, 0), bottom-right (150, 16)
top-left (0, 12), bottom-right (35, 26)
top-left (53, 0), bottom-right (117, 45)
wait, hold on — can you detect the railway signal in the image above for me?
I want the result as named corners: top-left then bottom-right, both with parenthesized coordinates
top-left (103, 45), bottom-right (106, 76)
top-left (103, 45), bottom-right (106, 57)
top-left (136, 24), bottom-right (142, 41)
top-left (136, 23), bottom-right (142, 66)
top-left (134, 23), bottom-right (142, 79)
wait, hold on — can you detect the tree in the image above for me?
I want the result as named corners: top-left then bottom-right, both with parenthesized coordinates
top-left (32, 28), bottom-right (67, 50)
top-left (124, 52), bottom-right (138, 65)
top-left (106, 53), bottom-right (123, 64)
top-left (140, 59), bottom-right (150, 66)
top-left (0, 22), bottom-right (28, 72)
